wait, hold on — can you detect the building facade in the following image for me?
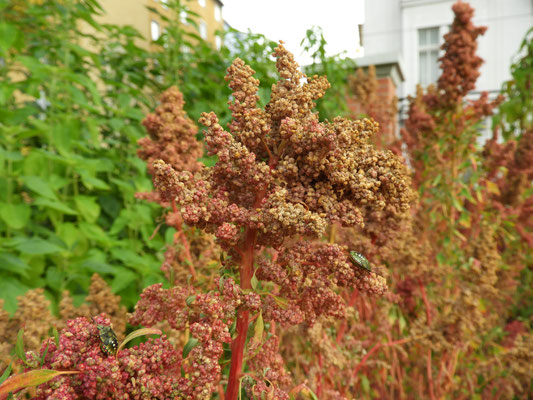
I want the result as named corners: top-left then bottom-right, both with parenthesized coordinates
top-left (362, 0), bottom-right (533, 99)
top-left (97, 0), bottom-right (224, 48)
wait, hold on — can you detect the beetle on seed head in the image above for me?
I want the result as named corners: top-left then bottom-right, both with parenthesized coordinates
top-left (91, 317), bottom-right (118, 356)
top-left (348, 251), bottom-right (372, 273)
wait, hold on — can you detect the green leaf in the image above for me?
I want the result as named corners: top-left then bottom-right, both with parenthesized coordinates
top-left (56, 223), bottom-right (83, 250)
top-left (451, 194), bottom-right (463, 212)
top-left (21, 176), bottom-right (57, 200)
top-left (74, 196), bottom-right (100, 223)
top-left (272, 295), bottom-right (289, 310)
top-left (39, 342), bottom-right (49, 368)
top-left (361, 375), bottom-right (371, 393)
top-left (0, 253), bottom-right (30, 278)
top-left (79, 222), bottom-right (111, 244)
top-left (182, 337), bottom-right (199, 358)
top-left (15, 330), bottom-right (25, 362)
top-left (52, 327), bottom-right (59, 346)
top-left (0, 23), bottom-right (19, 52)
top-left (117, 328), bottom-right (162, 353)
top-left (14, 238), bottom-right (65, 255)
top-left (250, 272), bottom-right (259, 290)
top-left (110, 268), bottom-right (137, 293)
top-left (110, 248), bottom-right (151, 274)
top-left (33, 198), bottom-right (78, 215)
top-left (0, 203), bottom-right (31, 229)
top-left (249, 312), bottom-right (264, 348)
top-left (45, 267), bottom-right (64, 291)
top-left (0, 364), bottom-right (12, 386)
top-left (0, 279), bottom-right (29, 314)
top-left (79, 172), bottom-right (110, 190)
top-left (198, 155), bottom-right (218, 167)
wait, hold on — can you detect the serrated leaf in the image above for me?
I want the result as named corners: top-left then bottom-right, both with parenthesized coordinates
top-left (182, 337), bottom-right (199, 358)
top-left (117, 328), bottom-right (162, 353)
top-left (0, 369), bottom-right (79, 399)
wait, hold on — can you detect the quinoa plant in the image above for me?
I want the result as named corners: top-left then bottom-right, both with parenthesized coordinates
top-left (3, 42), bottom-right (412, 399)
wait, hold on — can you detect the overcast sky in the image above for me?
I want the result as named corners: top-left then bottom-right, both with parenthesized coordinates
top-left (222, 0), bottom-right (365, 65)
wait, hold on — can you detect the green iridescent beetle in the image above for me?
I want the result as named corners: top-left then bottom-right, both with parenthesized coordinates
top-left (349, 251), bottom-right (372, 273)
top-left (92, 317), bottom-right (118, 356)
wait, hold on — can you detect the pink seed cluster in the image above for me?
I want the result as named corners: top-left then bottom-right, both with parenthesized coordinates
top-left (258, 242), bottom-right (387, 325)
top-left (30, 315), bottom-right (182, 400)
top-left (129, 279), bottom-right (243, 398)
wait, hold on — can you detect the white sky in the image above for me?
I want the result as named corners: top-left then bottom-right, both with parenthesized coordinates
top-left (222, 0), bottom-right (365, 65)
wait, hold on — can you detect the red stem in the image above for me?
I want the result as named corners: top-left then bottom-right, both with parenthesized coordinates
top-left (427, 348), bottom-right (436, 400)
top-left (226, 150), bottom-right (276, 400)
top-left (419, 280), bottom-right (432, 325)
top-left (225, 227), bottom-right (257, 400)
top-left (352, 338), bottom-right (411, 378)
top-left (316, 352), bottom-right (323, 398)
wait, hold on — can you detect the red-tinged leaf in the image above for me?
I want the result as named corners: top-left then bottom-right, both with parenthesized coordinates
top-left (117, 328), bottom-right (162, 354)
top-left (0, 370), bottom-right (79, 399)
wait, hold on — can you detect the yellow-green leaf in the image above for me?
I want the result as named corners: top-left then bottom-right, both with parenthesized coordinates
top-left (486, 180), bottom-right (500, 196)
top-left (249, 312), bottom-right (264, 348)
top-left (117, 328), bottom-right (162, 353)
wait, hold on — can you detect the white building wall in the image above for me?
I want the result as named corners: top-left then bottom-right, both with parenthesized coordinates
top-left (364, 0), bottom-right (533, 99)
top-left (363, 0), bottom-right (402, 55)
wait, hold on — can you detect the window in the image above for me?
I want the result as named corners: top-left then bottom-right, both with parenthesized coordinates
top-left (198, 0), bottom-right (206, 7)
top-left (418, 27), bottom-right (440, 86)
top-left (214, 4), bottom-right (222, 21)
top-left (199, 20), bottom-right (207, 40)
top-left (161, 0), bottom-right (168, 9)
top-left (151, 20), bottom-right (160, 41)
top-left (215, 35), bottom-right (222, 50)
